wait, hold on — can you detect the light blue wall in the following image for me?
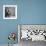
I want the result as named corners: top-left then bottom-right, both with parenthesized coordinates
top-left (0, 0), bottom-right (21, 44)
top-left (20, 0), bottom-right (46, 24)
top-left (0, 0), bottom-right (46, 44)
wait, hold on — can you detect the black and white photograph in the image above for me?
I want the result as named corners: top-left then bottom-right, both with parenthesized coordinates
top-left (18, 25), bottom-right (46, 46)
top-left (3, 5), bottom-right (17, 19)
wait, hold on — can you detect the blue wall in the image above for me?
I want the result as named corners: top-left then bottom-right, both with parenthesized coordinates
top-left (0, 0), bottom-right (46, 44)
top-left (0, 0), bottom-right (21, 44)
top-left (20, 0), bottom-right (46, 24)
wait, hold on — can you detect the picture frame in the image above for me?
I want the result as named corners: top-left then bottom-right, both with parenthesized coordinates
top-left (3, 5), bottom-right (17, 19)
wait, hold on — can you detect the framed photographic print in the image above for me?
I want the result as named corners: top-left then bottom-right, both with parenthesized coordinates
top-left (3, 5), bottom-right (17, 19)
top-left (18, 24), bottom-right (46, 42)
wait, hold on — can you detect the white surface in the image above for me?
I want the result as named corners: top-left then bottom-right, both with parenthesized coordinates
top-left (31, 35), bottom-right (45, 41)
top-left (21, 30), bottom-right (28, 39)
